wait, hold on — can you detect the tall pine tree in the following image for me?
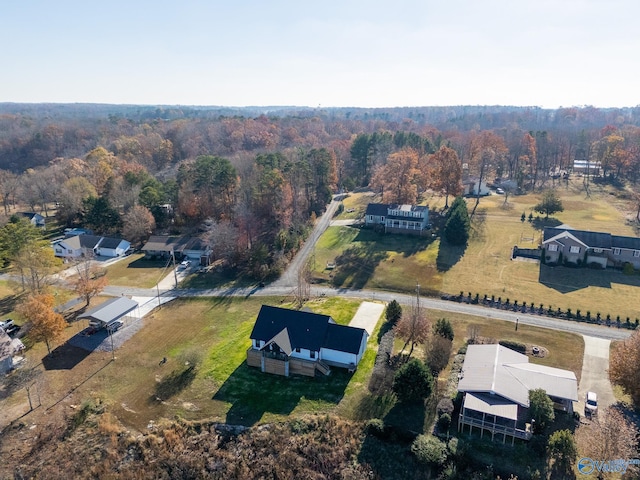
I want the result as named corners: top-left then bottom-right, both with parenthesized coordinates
top-left (443, 196), bottom-right (470, 246)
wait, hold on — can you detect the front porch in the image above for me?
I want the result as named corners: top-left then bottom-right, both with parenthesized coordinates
top-left (457, 393), bottom-right (533, 445)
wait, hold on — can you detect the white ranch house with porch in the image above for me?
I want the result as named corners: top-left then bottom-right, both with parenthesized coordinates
top-left (457, 344), bottom-right (578, 444)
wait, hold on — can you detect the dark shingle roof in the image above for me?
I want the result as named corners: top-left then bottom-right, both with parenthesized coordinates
top-left (365, 203), bottom-right (389, 216)
top-left (324, 323), bottom-right (367, 355)
top-left (543, 228), bottom-right (612, 249)
top-left (611, 235), bottom-right (640, 250)
top-left (99, 237), bottom-right (127, 249)
top-left (250, 305), bottom-right (366, 355)
top-left (250, 305), bottom-right (333, 352)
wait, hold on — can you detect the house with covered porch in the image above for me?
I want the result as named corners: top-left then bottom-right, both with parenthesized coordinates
top-left (364, 203), bottom-right (430, 236)
top-left (457, 344), bottom-right (578, 444)
top-left (247, 305), bottom-right (368, 377)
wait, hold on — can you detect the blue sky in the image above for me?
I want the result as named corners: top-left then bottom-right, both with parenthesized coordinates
top-left (2, 0), bottom-right (639, 108)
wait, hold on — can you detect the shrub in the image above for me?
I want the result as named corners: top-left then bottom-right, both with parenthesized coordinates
top-left (434, 318), bottom-right (454, 341)
top-left (437, 413), bottom-right (451, 432)
top-left (392, 358), bottom-right (434, 403)
top-left (623, 262), bottom-right (635, 275)
top-left (366, 418), bottom-right (386, 438)
top-left (411, 434), bottom-right (448, 466)
top-left (499, 340), bottom-right (526, 353)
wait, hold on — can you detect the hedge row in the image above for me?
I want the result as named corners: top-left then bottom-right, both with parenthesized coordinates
top-left (441, 291), bottom-right (639, 330)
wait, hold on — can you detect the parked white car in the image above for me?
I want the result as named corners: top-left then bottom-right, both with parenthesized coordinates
top-left (585, 391), bottom-right (598, 417)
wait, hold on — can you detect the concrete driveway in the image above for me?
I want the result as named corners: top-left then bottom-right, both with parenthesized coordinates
top-left (348, 301), bottom-right (385, 336)
top-left (578, 335), bottom-right (615, 416)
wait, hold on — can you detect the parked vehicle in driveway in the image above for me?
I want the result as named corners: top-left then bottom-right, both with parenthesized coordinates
top-left (106, 320), bottom-right (124, 333)
top-left (585, 391), bottom-right (598, 417)
top-left (0, 319), bottom-right (15, 331)
top-left (179, 259), bottom-right (191, 269)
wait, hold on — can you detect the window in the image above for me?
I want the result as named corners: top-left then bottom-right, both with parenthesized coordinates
top-left (592, 248), bottom-right (603, 253)
top-left (613, 248), bottom-right (621, 255)
top-left (547, 244), bottom-right (558, 252)
top-left (310, 351), bottom-right (316, 359)
top-left (570, 246), bottom-right (580, 254)
top-left (295, 348), bottom-right (300, 353)
top-left (634, 250), bottom-right (640, 258)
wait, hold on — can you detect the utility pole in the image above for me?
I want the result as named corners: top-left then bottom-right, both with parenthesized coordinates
top-left (109, 327), bottom-right (115, 361)
top-left (171, 250), bottom-right (178, 288)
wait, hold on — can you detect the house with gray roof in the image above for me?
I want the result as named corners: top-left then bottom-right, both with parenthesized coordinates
top-left (542, 227), bottom-right (640, 269)
top-left (141, 235), bottom-right (212, 265)
top-left (247, 305), bottom-right (368, 377)
top-left (457, 344), bottom-right (578, 444)
top-left (364, 203), bottom-right (430, 236)
top-left (53, 235), bottom-right (130, 259)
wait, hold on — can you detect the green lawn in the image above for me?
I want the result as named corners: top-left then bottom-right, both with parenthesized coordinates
top-left (315, 182), bottom-right (640, 320)
top-left (55, 296), bottom-right (375, 431)
top-left (104, 253), bottom-right (170, 288)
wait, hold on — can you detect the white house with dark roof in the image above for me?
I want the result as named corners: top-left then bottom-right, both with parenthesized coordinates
top-left (53, 235), bottom-right (130, 259)
top-left (364, 203), bottom-right (430, 236)
top-left (247, 305), bottom-right (368, 377)
top-left (542, 227), bottom-right (640, 269)
top-left (457, 344), bottom-right (578, 444)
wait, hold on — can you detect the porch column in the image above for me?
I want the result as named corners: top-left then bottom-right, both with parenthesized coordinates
top-left (260, 354), bottom-right (265, 373)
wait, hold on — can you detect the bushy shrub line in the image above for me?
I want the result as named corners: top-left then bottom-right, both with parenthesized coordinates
top-left (440, 291), bottom-right (639, 330)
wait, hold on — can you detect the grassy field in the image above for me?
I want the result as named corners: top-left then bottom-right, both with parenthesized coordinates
top-left (0, 293), bottom-right (585, 452)
top-left (319, 180), bottom-right (640, 320)
top-left (105, 253), bottom-right (170, 288)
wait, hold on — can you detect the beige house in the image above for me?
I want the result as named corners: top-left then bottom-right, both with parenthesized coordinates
top-left (457, 344), bottom-right (578, 444)
top-left (543, 227), bottom-right (640, 269)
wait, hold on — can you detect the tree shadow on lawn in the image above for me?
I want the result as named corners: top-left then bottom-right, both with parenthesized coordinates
top-left (532, 217), bottom-right (563, 230)
top-left (538, 264), bottom-right (640, 293)
top-left (125, 257), bottom-right (169, 269)
top-left (151, 364), bottom-right (197, 402)
top-left (42, 342), bottom-right (92, 370)
top-left (332, 244), bottom-right (388, 289)
top-left (331, 230), bottom-right (434, 289)
top-left (436, 241), bottom-right (466, 272)
top-left (0, 293), bottom-right (20, 316)
top-left (212, 362), bottom-right (352, 427)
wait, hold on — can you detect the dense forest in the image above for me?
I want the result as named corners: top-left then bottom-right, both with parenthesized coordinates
top-left (2, 103), bottom-right (640, 279)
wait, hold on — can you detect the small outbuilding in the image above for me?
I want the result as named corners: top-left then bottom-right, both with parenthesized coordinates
top-left (78, 297), bottom-right (139, 331)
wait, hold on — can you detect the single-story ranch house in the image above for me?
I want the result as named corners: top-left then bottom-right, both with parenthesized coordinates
top-left (247, 305), bottom-right (368, 377)
top-left (365, 203), bottom-right (430, 235)
top-left (457, 344), bottom-right (578, 444)
top-left (543, 227), bottom-right (640, 269)
top-left (53, 235), bottom-right (130, 259)
top-left (141, 235), bottom-right (212, 265)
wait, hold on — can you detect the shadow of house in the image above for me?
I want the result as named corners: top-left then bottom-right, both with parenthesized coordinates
top-left (538, 264), bottom-right (640, 293)
top-left (212, 362), bottom-right (352, 427)
top-left (532, 217), bottom-right (562, 230)
top-left (41, 343), bottom-right (92, 370)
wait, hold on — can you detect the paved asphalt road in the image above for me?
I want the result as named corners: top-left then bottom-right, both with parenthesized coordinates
top-left (100, 195), bottom-right (632, 342)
